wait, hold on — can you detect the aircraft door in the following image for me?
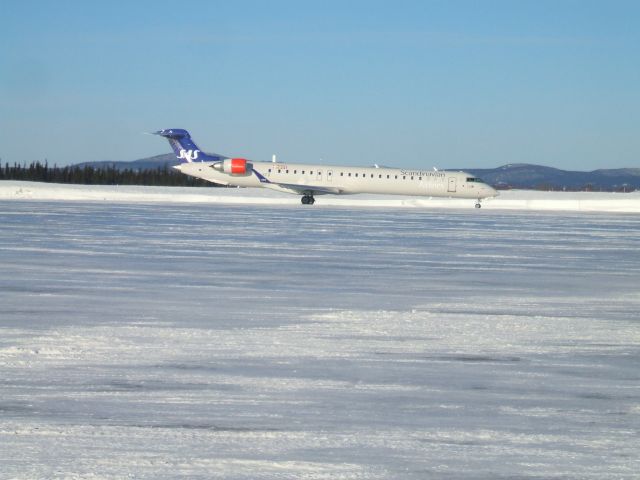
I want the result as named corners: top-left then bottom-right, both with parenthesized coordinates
top-left (448, 177), bottom-right (457, 192)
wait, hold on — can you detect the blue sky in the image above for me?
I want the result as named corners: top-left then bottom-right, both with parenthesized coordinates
top-left (1, 0), bottom-right (638, 169)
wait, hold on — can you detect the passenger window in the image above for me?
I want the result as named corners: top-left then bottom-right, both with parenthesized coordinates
top-left (348, 173), bottom-right (352, 177)
top-left (355, 173), bottom-right (358, 177)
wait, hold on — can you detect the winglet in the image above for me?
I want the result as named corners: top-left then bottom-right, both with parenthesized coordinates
top-left (253, 169), bottom-right (271, 184)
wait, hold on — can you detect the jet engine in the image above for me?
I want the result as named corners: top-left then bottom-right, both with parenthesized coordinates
top-left (212, 158), bottom-right (253, 176)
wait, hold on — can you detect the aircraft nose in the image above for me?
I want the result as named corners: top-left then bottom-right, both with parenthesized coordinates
top-left (483, 185), bottom-right (499, 198)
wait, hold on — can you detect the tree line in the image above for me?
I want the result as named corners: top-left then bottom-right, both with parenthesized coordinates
top-left (0, 161), bottom-right (214, 187)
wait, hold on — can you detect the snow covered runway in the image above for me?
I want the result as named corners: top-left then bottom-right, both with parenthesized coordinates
top-left (1, 199), bottom-right (639, 478)
top-left (1, 181), bottom-right (640, 212)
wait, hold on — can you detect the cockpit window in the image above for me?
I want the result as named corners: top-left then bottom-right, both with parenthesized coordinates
top-left (466, 177), bottom-right (483, 183)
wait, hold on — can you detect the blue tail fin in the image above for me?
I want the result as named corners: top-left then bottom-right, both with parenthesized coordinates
top-left (154, 129), bottom-right (219, 163)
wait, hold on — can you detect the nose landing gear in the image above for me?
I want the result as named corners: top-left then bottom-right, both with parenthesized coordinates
top-left (475, 199), bottom-right (482, 208)
top-left (301, 195), bottom-right (315, 205)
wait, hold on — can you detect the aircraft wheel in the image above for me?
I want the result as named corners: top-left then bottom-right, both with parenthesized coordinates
top-left (301, 196), bottom-right (309, 205)
top-left (309, 197), bottom-right (315, 205)
top-left (475, 202), bottom-right (481, 209)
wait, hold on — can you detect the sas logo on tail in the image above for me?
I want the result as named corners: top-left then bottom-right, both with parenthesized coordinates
top-left (178, 149), bottom-right (200, 162)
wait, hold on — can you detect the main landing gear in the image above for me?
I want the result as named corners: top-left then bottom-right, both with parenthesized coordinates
top-left (301, 195), bottom-right (315, 205)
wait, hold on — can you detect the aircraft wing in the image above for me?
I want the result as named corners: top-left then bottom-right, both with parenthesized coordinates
top-left (261, 182), bottom-right (344, 196)
top-left (253, 170), bottom-right (344, 196)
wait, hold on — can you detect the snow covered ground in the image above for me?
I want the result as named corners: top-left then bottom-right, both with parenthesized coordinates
top-left (1, 180), bottom-right (640, 212)
top-left (1, 188), bottom-right (639, 478)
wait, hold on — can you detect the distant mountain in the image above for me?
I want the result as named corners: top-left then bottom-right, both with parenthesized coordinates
top-left (458, 163), bottom-right (640, 191)
top-left (75, 152), bottom-right (225, 171)
top-left (75, 156), bottom-right (640, 191)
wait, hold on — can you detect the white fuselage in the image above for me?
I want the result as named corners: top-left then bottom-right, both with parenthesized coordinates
top-left (177, 160), bottom-right (497, 200)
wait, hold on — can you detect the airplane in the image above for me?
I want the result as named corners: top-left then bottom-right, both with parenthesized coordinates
top-left (154, 128), bottom-right (498, 207)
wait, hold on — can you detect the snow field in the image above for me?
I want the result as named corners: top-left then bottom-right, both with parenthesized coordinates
top-left (1, 180), bottom-right (640, 212)
top-left (0, 199), bottom-right (639, 478)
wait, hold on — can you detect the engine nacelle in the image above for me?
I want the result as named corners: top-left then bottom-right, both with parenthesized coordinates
top-left (212, 158), bottom-right (253, 176)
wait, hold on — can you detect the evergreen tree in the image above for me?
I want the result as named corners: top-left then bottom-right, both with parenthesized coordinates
top-left (0, 161), bottom-right (216, 187)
